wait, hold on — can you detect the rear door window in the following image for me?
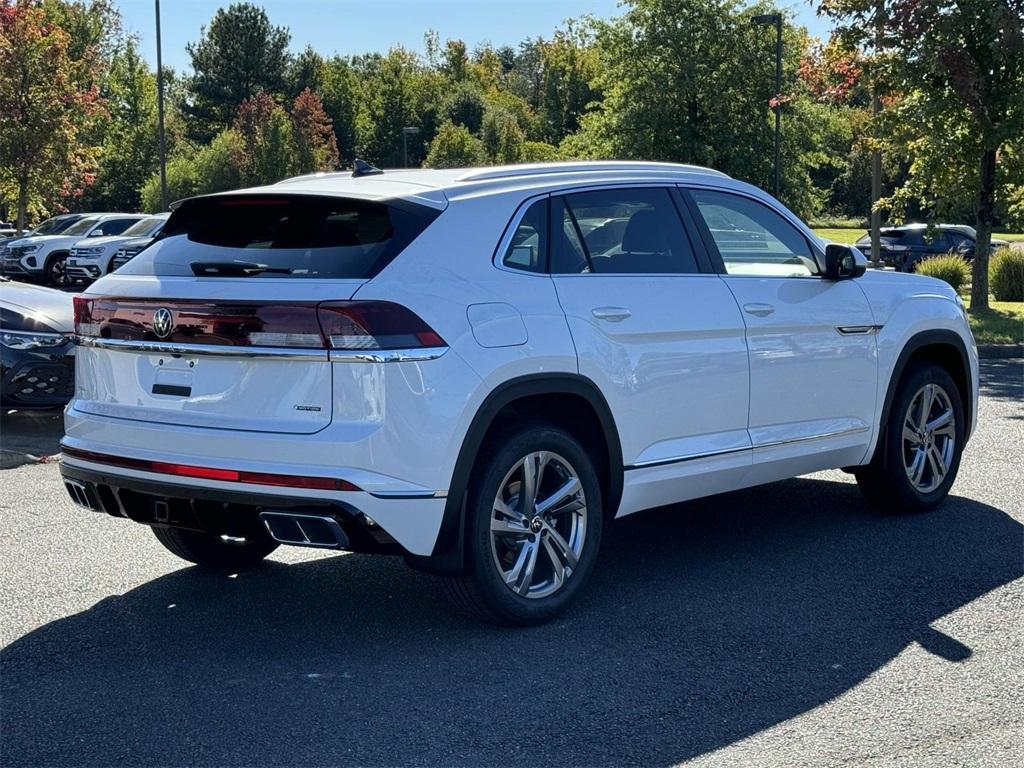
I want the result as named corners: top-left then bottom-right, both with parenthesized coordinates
top-left (552, 188), bottom-right (699, 274)
top-left (143, 195), bottom-right (441, 279)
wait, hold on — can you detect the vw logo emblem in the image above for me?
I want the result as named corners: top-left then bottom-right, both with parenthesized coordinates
top-left (152, 307), bottom-right (174, 339)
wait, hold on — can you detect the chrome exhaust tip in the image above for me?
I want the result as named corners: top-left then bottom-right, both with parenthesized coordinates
top-left (259, 510), bottom-right (350, 549)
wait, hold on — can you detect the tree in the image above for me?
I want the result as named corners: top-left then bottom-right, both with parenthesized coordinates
top-left (443, 81), bottom-right (487, 133)
top-left (234, 91), bottom-right (295, 185)
top-left (139, 129), bottom-right (243, 212)
top-left (185, 3), bottom-right (291, 140)
top-left (86, 39), bottom-right (161, 212)
top-left (537, 25), bottom-right (600, 143)
top-left (354, 48), bottom-right (422, 166)
top-left (425, 121), bottom-right (485, 168)
top-left (291, 88), bottom-right (339, 173)
top-left (321, 56), bottom-right (360, 165)
top-left (821, 0), bottom-right (1024, 310)
top-left (286, 45), bottom-right (325, 99)
top-left (0, 0), bottom-right (104, 231)
top-left (481, 106), bottom-right (525, 163)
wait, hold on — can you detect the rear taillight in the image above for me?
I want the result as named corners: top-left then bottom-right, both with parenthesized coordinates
top-left (317, 301), bottom-right (446, 350)
top-left (72, 297), bottom-right (445, 352)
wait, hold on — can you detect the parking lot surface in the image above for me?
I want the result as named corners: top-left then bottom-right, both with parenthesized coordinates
top-left (1, 360), bottom-right (1021, 767)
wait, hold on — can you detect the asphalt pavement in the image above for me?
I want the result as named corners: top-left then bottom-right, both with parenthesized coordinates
top-left (1, 360), bottom-right (1021, 767)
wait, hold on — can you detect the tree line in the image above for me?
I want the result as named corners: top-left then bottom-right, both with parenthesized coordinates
top-left (2, 1), bottom-right (1022, 249)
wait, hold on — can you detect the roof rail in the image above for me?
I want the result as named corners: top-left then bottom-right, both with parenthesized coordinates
top-left (455, 161), bottom-right (728, 183)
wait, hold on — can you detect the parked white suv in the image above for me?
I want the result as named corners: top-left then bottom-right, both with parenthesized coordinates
top-left (60, 161), bottom-right (978, 624)
top-left (3, 213), bottom-right (145, 286)
top-left (66, 213), bottom-right (169, 284)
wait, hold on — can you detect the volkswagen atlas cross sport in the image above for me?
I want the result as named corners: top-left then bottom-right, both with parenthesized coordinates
top-left (60, 161), bottom-right (978, 625)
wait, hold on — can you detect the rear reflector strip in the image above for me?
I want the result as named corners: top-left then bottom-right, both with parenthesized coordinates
top-left (60, 446), bottom-right (361, 492)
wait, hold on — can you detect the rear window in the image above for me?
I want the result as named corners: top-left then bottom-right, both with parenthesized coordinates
top-left (151, 195), bottom-right (441, 279)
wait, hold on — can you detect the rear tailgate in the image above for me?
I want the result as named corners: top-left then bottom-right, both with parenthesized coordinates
top-left (72, 193), bottom-right (441, 435)
top-left (74, 291), bottom-right (361, 434)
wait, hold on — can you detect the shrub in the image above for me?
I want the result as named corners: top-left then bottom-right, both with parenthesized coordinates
top-left (990, 247), bottom-right (1024, 302)
top-left (916, 253), bottom-right (970, 293)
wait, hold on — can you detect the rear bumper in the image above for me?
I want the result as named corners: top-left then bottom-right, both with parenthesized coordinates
top-left (59, 448), bottom-right (447, 555)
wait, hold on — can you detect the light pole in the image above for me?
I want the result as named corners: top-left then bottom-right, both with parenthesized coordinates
top-left (401, 126), bottom-right (420, 168)
top-left (752, 13), bottom-right (782, 200)
top-left (155, 0), bottom-right (168, 211)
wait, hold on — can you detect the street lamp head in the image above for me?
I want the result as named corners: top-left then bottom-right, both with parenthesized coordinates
top-left (751, 13), bottom-right (782, 25)
top-left (402, 126), bottom-right (421, 135)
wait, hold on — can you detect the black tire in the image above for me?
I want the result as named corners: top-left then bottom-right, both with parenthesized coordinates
top-left (856, 362), bottom-right (964, 513)
top-left (151, 526), bottom-right (278, 570)
top-left (46, 252), bottom-right (70, 288)
top-left (441, 424), bottom-right (604, 625)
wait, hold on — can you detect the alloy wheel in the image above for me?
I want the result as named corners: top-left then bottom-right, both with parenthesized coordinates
top-left (901, 383), bottom-right (956, 494)
top-left (489, 451), bottom-right (587, 600)
top-left (49, 257), bottom-right (69, 287)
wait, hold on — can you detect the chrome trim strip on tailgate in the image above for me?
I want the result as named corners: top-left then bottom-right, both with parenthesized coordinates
top-left (328, 347), bottom-right (449, 363)
top-left (75, 337), bottom-right (450, 363)
top-left (74, 336), bottom-right (329, 361)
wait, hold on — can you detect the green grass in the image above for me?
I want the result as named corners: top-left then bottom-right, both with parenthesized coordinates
top-left (812, 227), bottom-right (1024, 244)
top-left (813, 227), bottom-right (863, 244)
top-left (962, 296), bottom-right (1024, 345)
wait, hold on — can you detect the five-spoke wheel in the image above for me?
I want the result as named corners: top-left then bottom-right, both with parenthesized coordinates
top-left (901, 383), bottom-right (956, 494)
top-left (856, 362), bottom-right (964, 513)
top-left (444, 424), bottom-right (603, 625)
top-left (489, 451), bottom-right (587, 599)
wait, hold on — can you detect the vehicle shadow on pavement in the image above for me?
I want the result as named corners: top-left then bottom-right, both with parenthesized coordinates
top-left (3, 477), bottom-right (1021, 767)
top-left (0, 408), bottom-right (64, 469)
top-left (978, 358), bottom-right (1023, 409)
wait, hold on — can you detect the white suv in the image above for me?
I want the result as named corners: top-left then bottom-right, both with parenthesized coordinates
top-left (3, 213), bottom-right (145, 286)
top-left (60, 161), bottom-right (978, 624)
top-left (66, 213), bottom-right (169, 284)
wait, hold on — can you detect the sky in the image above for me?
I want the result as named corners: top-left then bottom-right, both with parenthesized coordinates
top-left (118, 0), bottom-right (834, 74)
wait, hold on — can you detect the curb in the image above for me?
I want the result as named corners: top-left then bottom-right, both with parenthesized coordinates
top-left (977, 344), bottom-right (1023, 359)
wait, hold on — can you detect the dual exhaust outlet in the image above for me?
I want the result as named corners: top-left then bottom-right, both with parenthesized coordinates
top-left (259, 510), bottom-right (350, 549)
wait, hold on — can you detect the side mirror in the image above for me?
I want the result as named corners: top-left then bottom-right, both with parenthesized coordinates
top-left (89, 229), bottom-right (104, 237)
top-left (824, 243), bottom-right (867, 280)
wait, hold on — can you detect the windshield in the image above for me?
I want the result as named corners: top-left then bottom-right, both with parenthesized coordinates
top-left (122, 217), bottom-right (165, 237)
top-left (63, 217), bottom-right (100, 236)
top-left (33, 216), bottom-right (72, 235)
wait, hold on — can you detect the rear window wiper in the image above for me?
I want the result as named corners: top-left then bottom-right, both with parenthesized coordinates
top-left (190, 261), bottom-right (293, 277)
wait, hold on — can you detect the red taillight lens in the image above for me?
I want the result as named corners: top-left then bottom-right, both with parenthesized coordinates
top-left (73, 296), bottom-right (96, 336)
top-left (317, 301), bottom-right (446, 350)
top-left (71, 297), bottom-right (444, 351)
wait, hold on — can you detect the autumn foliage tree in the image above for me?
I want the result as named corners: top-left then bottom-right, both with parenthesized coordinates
top-left (0, 0), bottom-right (104, 231)
top-left (233, 90), bottom-right (296, 186)
top-left (291, 88), bottom-right (339, 173)
top-left (821, 0), bottom-right (1024, 310)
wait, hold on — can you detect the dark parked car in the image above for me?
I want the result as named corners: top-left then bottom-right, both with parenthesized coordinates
top-left (856, 224), bottom-right (1010, 272)
top-left (0, 277), bottom-right (75, 408)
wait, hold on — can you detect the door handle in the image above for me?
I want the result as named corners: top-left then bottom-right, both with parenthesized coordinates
top-left (742, 303), bottom-right (775, 317)
top-left (591, 306), bottom-right (632, 322)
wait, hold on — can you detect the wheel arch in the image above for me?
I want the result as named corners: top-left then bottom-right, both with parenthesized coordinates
top-left (877, 329), bottom-right (974, 458)
top-left (408, 373), bottom-right (623, 575)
